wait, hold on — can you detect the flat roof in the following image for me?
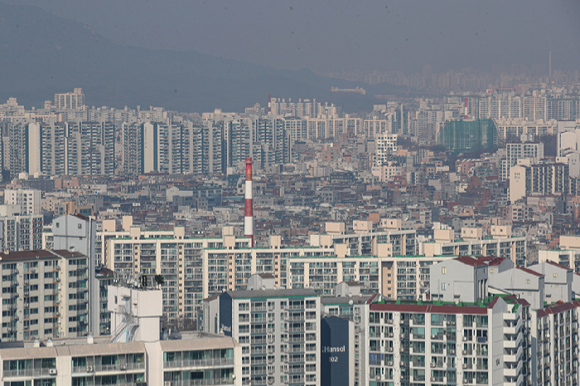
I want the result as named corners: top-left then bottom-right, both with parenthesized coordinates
top-left (226, 288), bottom-right (318, 299)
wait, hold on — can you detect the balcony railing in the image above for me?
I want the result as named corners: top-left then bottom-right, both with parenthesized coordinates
top-left (165, 358), bottom-right (234, 369)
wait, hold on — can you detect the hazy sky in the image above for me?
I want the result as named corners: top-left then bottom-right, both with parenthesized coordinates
top-left (5, 0), bottom-right (580, 73)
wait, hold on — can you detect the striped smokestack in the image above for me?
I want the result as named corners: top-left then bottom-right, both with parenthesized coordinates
top-left (245, 157), bottom-right (254, 246)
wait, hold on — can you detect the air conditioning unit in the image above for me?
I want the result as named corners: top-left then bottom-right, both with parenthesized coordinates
top-left (86, 366), bottom-right (94, 372)
top-left (431, 377), bottom-right (436, 382)
top-left (463, 363), bottom-right (467, 369)
top-left (49, 369), bottom-right (57, 375)
top-left (463, 336), bottom-right (468, 341)
top-left (164, 382), bottom-right (172, 386)
top-left (388, 332), bottom-right (394, 337)
top-left (431, 334), bottom-right (437, 339)
top-left (387, 361), bottom-right (393, 366)
top-left (449, 349), bottom-right (456, 354)
top-left (120, 364), bottom-right (127, 370)
top-left (462, 350), bottom-right (468, 355)
top-left (431, 362), bottom-right (436, 367)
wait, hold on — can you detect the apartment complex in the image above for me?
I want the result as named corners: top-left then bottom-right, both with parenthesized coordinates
top-left (352, 255), bottom-right (580, 386)
top-left (100, 221), bottom-right (419, 322)
top-left (106, 226), bottom-right (251, 323)
top-left (203, 274), bottom-right (321, 386)
top-left (3, 121), bottom-right (115, 177)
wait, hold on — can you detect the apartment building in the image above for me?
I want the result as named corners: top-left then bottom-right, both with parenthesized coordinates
top-left (354, 294), bottom-right (531, 386)
top-left (501, 140), bottom-right (545, 181)
top-left (323, 220), bottom-right (417, 257)
top-left (203, 274), bottom-right (321, 386)
top-left (285, 254), bottom-right (454, 301)
top-left (494, 118), bottom-right (559, 141)
top-left (510, 159), bottom-right (570, 203)
top-left (0, 250), bottom-right (90, 342)
top-left (375, 133), bottom-right (398, 167)
top-left (532, 301), bottom-right (580, 386)
top-left (0, 331), bottom-right (241, 386)
top-left (538, 235), bottom-right (580, 274)
top-left (4, 188), bottom-right (41, 215)
top-left (54, 88), bottom-right (85, 109)
top-left (0, 204), bottom-right (43, 252)
top-left (420, 226), bottom-right (527, 266)
top-left (348, 252), bottom-right (580, 386)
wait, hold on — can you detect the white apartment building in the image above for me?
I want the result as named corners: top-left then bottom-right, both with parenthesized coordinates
top-left (4, 189), bottom-right (41, 215)
top-left (375, 133), bottom-right (398, 167)
top-left (285, 254), bottom-right (455, 301)
top-left (501, 141), bottom-right (544, 181)
top-left (494, 118), bottom-right (559, 141)
top-left (354, 293), bottom-right (532, 386)
top-left (532, 302), bottom-right (580, 386)
top-left (203, 275), bottom-right (321, 386)
top-left (54, 88), bottom-right (85, 109)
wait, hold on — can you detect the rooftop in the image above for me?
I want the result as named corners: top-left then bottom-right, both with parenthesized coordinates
top-left (225, 288), bottom-right (318, 299)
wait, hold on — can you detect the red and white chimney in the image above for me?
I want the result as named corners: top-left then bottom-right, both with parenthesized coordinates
top-left (245, 158), bottom-right (254, 246)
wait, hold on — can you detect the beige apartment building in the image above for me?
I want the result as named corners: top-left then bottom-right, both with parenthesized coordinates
top-left (420, 225), bottom-right (527, 266)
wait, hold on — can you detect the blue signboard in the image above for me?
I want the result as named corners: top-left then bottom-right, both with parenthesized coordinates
top-left (219, 293), bottom-right (233, 337)
top-left (321, 316), bottom-right (350, 386)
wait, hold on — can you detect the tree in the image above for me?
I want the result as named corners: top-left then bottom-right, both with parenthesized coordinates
top-left (154, 274), bottom-right (165, 289)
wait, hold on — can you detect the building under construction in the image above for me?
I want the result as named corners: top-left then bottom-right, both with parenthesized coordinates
top-left (438, 118), bottom-right (498, 155)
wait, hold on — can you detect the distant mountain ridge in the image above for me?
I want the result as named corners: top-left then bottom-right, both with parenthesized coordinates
top-left (0, 2), bottom-right (391, 113)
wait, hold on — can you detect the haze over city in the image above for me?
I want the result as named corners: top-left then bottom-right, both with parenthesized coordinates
top-left (1, 2), bottom-right (580, 386)
top-left (4, 0), bottom-right (580, 72)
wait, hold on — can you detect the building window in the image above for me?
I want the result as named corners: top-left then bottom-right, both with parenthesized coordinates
top-left (78, 224), bottom-right (82, 229)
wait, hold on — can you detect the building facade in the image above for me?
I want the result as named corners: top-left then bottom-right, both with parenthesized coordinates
top-left (203, 282), bottom-right (321, 386)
